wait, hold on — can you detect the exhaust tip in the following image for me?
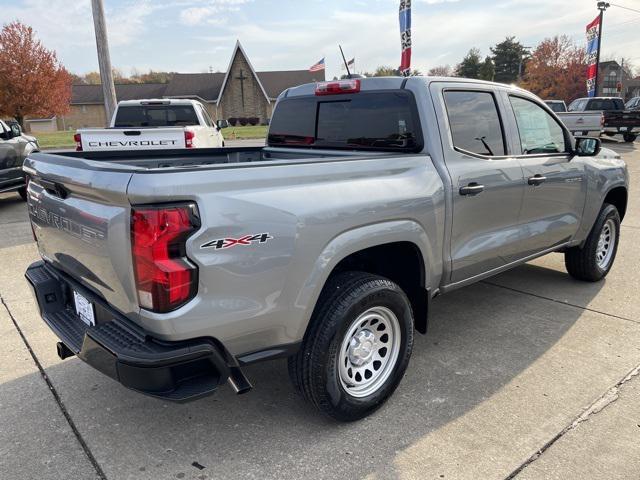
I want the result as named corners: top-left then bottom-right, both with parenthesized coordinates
top-left (227, 366), bottom-right (252, 395)
top-left (56, 342), bottom-right (75, 360)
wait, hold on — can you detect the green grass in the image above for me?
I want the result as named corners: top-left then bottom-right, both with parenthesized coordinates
top-left (34, 125), bottom-right (267, 149)
top-left (34, 131), bottom-right (75, 149)
top-left (224, 125), bottom-right (268, 139)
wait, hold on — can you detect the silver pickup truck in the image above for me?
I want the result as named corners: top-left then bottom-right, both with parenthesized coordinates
top-left (544, 100), bottom-right (603, 137)
top-left (24, 77), bottom-right (628, 421)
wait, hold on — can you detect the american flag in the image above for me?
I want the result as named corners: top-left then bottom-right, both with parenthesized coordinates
top-left (309, 58), bottom-right (325, 72)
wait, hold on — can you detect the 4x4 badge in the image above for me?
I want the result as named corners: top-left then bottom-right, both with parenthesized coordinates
top-left (201, 233), bottom-right (273, 250)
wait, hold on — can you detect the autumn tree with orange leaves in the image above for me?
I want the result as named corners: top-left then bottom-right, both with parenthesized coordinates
top-left (0, 21), bottom-right (72, 128)
top-left (520, 36), bottom-right (586, 103)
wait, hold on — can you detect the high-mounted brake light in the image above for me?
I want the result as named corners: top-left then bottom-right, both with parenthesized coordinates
top-left (131, 204), bottom-right (200, 313)
top-left (74, 133), bottom-right (82, 151)
top-left (315, 79), bottom-right (361, 96)
top-left (184, 130), bottom-right (195, 148)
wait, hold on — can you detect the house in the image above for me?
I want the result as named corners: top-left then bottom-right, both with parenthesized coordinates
top-left (597, 60), bottom-right (640, 100)
top-left (60, 41), bottom-right (324, 130)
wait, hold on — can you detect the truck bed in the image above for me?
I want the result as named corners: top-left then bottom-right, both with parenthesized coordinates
top-left (43, 146), bottom-right (375, 170)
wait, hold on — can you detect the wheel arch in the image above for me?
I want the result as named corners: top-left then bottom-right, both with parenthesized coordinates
top-left (294, 221), bottom-right (436, 339)
top-left (603, 186), bottom-right (627, 221)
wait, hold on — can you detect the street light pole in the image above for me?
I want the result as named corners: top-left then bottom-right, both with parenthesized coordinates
top-left (91, 0), bottom-right (117, 124)
top-left (594, 1), bottom-right (610, 97)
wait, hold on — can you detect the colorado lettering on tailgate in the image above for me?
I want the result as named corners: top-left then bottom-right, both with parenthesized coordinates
top-left (29, 204), bottom-right (106, 245)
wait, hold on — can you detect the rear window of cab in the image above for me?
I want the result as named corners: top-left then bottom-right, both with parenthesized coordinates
top-left (268, 90), bottom-right (423, 152)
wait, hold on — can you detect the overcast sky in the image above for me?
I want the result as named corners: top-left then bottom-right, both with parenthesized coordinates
top-left (1, 0), bottom-right (639, 79)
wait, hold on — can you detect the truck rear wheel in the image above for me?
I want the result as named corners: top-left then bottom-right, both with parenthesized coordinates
top-left (288, 272), bottom-right (414, 421)
top-left (565, 203), bottom-right (620, 281)
top-left (623, 133), bottom-right (637, 143)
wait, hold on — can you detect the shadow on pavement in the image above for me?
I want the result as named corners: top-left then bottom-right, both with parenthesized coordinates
top-left (2, 265), bottom-right (605, 480)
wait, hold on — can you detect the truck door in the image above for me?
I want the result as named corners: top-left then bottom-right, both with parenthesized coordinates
top-left (504, 95), bottom-right (586, 256)
top-left (437, 88), bottom-right (525, 283)
top-left (0, 121), bottom-right (22, 186)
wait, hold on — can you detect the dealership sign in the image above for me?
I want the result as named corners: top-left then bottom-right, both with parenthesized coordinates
top-left (585, 15), bottom-right (600, 97)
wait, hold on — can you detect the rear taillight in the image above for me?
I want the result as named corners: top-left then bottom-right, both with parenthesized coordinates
top-left (185, 130), bottom-right (195, 148)
top-left (601, 113), bottom-right (605, 128)
top-left (73, 133), bottom-right (82, 151)
top-left (131, 203), bottom-right (200, 313)
top-left (315, 79), bottom-right (361, 96)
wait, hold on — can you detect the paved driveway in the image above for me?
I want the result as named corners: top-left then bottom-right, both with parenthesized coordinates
top-left (0, 139), bottom-right (638, 480)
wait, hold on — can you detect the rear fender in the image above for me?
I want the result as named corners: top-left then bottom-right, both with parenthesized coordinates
top-left (293, 220), bottom-right (437, 340)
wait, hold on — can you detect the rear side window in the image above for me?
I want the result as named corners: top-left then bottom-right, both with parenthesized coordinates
top-left (197, 105), bottom-right (214, 127)
top-left (114, 105), bottom-right (199, 127)
top-left (268, 91), bottom-right (422, 152)
top-left (443, 91), bottom-right (506, 156)
top-left (547, 102), bottom-right (566, 113)
top-left (509, 96), bottom-right (567, 155)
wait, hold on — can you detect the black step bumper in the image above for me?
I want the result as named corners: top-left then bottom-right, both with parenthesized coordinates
top-left (25, 261), bottom-right (234, 402)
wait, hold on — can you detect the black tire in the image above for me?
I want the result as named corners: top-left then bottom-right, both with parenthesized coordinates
top-left (17, 186), bottom-right (27, 201)
top-left (288, 271), bottom-right (414, 421)
top-left (623, 133), bottom-right (637, 143)
top-left (565, 203), bottom-right (620, 281)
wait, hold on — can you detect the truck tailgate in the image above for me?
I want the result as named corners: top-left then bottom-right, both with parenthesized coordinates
top-left (604, 111), bottom-right (640, 129)
top-left (24, 154), bottom-right (138, 317)
top-left (78, 127), bottom-right (187, 151)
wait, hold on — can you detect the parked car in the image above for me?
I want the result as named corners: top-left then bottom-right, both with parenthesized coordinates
top-left (74, 99), bottom-right (226, 152)
top-left (0, 119), bottom-right (39, 200)
top-left (625, 96), bottom-right (640, 111)
top-left (544, 99), bottom-right (603, 137)
top-left (568, 96), bottom-right (640, 142)
top-left (24, 77), bottom-right (627, 421)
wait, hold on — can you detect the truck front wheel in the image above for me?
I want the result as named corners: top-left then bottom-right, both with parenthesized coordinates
top-left (288, 272), bottom-right (414, 421)
top-left (623, 133), bottom-right (637, 143)
top-left (565, 203), bottom-right (620, 281)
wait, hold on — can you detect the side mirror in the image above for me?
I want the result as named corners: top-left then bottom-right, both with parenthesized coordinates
top-left (574, 136), bottom-right (601, 157)
top-left (216, 119), bottom-right (229, 129)
top-left (10, 124), bottom-right (21, 138)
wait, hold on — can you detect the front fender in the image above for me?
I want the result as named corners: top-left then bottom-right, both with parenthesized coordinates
top-left (574, 154), bottom-right (628, 245)
top-left (293, 220), bottom-right (439, 340)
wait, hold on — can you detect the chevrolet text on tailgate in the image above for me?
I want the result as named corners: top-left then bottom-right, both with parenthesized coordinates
top-left (24, 77), bottom-right (628, 421)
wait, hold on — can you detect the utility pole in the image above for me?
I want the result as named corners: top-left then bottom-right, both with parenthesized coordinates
top-left (594, 1), bottom-right (610, 97)
top-left (91, 0), bottom-right (117, 124)
top-left (518, 46), bottom-right (532, 82)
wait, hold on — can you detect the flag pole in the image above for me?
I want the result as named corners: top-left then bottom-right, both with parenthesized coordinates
top-left (594, 2), bottom-right (609, 97)
top-left (339, 45), bottom-right (352, 78)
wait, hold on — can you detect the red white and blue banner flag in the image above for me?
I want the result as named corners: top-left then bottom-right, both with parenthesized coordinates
top-left (585, 15), bottom-right (600, 97)
top-left (399, 0), bottom-right (412, 75)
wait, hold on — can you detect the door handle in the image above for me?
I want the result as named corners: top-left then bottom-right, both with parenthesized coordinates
top-left (528, 174), bottom-right (547, 186)
top-left (459, 182), bottom-right (485, 196)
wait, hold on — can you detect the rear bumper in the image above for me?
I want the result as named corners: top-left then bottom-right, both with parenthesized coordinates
top-left (603, 126), bottom-right (639, 134)
top-left (25, 261), bottom-right (238, 402)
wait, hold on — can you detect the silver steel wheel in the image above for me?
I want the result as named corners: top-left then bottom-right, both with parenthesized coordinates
top-left (596, 218), bottom-right (616, 269)
top-left (338, 306), bottom-right (401, 398)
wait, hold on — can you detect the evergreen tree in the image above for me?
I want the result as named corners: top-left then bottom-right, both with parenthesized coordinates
top-left (455, 48), bottom-right (482, 79)
top-left (491, 37), bottom-right (529, 83)
top-left (479, 56), bottom-right (494, 81)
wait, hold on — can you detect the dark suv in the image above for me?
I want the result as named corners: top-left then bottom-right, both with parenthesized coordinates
top-left (0, 119), bottom-right (39, 200)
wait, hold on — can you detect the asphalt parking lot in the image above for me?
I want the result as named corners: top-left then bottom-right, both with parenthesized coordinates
top-left (1, 139), bottom-right (639, 480)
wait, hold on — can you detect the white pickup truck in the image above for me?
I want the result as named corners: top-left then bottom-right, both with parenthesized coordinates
top-left (544, 100), bottom-right (603, 138)
top-left (74, 99), bottom-right (226, 152)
